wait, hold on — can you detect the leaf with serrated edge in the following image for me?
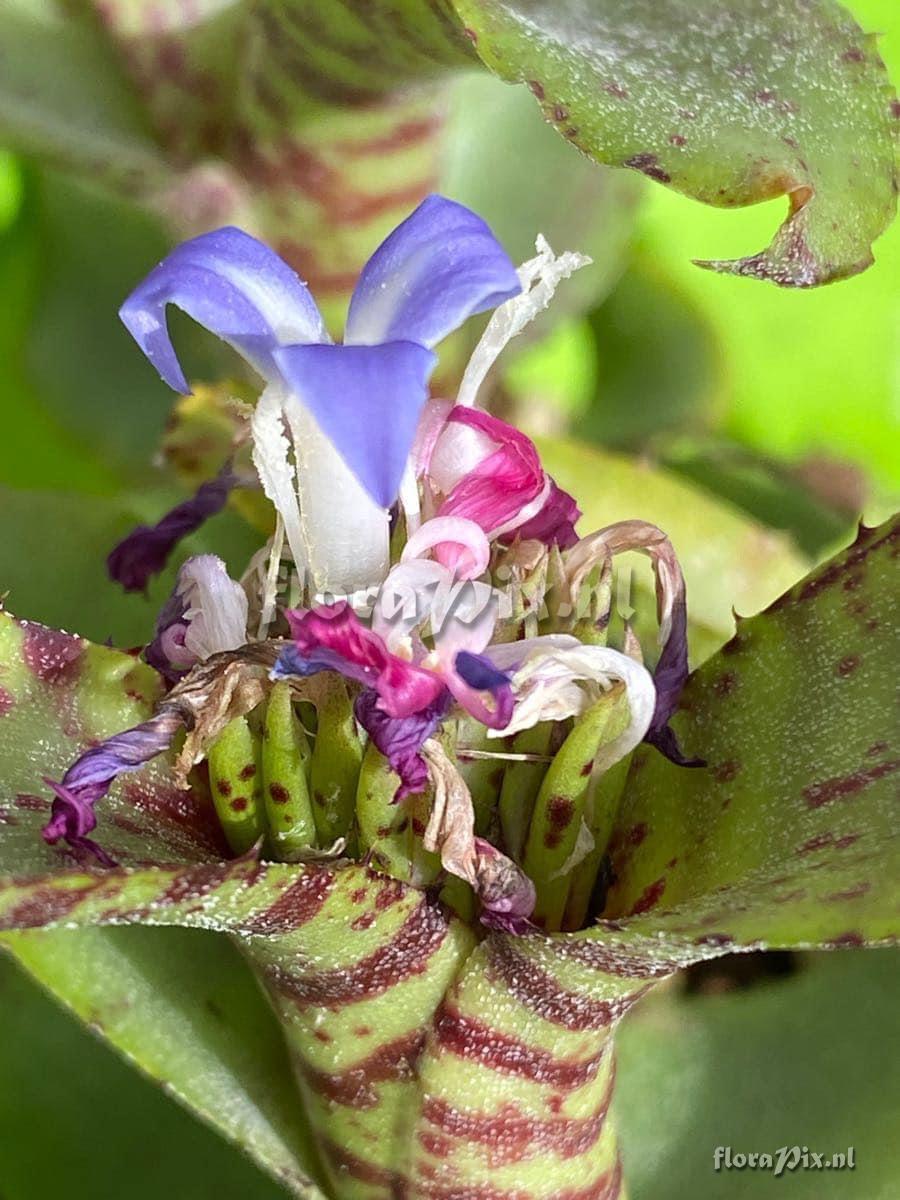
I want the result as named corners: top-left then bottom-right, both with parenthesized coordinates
top-left (597, 517), bottom-right (900, 954)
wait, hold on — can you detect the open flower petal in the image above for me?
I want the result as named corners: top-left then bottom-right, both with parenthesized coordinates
top-left (273, 341), bottom-right (436, 508)
top-left (120, 226), bottom-right (326, 391)
top-left (345, 195), bottom-right (521, 350)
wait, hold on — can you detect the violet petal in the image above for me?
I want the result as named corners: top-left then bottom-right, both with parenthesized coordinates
top-left (345, 195), bottom-right (521, 350)
top-left (354, 688), bottom-right (452, 800)
top-left (119, 226), bottom-right (326, 391)
top-left (273, 341), bottom-right (436, 508)
top-left (453, 650), bottom-right (515, 729)
top-left (42, 709), bottom-right (184, 863)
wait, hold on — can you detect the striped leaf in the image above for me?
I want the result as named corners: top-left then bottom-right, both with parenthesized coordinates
top-left (2, 926), bottom-right (328, 1199)
top-left (0, 858), bottom-right (669, 1199)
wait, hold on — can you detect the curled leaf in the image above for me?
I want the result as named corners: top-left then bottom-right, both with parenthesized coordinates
top-left (455, 0), bottom-right (898, 285)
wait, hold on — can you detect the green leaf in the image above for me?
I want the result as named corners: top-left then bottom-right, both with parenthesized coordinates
top-left (578, 252), bottom-right (723, 453)
top-left (0, 612), bottom-right (227, 871)
top-left (535, 436), bottom-right (809, 653)
top-left (444, 71), bottom-right (643, 318)
top-left (602, 517), bottom-right (900, 951)
top-left (0, 1), bottom-right (168, 189)
top-left (454, 0), bottom-right (898, 285)
top-left (1, 929), bottom-right (325, 1199)
top-left (615, 950), bottom-right (900, 1199)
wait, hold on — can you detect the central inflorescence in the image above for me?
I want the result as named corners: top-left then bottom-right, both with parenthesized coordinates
top-left (42, 197), bottom-right (692, 935)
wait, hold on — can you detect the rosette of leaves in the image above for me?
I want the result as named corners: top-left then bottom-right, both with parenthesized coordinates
top-left (0, 515), bottom-right (896, 1199)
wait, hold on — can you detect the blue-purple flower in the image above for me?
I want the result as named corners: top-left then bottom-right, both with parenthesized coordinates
top-left (116, 196), bottom-right (521, 593)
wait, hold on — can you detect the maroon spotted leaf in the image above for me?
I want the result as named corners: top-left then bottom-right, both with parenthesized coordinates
top-left (0, 611), bottom-right (226, 874)
top-left (454, 0), bottom-right (898, 285)
top-left (597, 516), bottom-right (900, 954)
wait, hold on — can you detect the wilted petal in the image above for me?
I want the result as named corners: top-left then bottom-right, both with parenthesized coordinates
top-left (145, 554), bottom-right (247, 680)
top-left (345, 195), bottom-right (520, 350)
top-left (120, 226), bottom-right (326, 392)
top-left (107, 466), bottom-right (235, 593)
top-left (485, 636), bottom-right (656, 772)
top-left (473, 838), bottom-right (537, 934)
top-left (455, 233), bottom-right (591, 409)
top-left (565, 521), bottom-right (696, 762)
top-left (275, 603), bottom-right (445, 719)
top-left (180, 554), bottom-right (249, 660)
top-left (355, 689), bottom-right (452, 799)
top-left (421, 739), bottom-right (535, 930)
top-left (402, 515), bottom-right (490, 580)
top-left (273, 341), bottom-right (436, 508)
top-left (42, 709), bottom-right (185, 863)
top-left (513, 478), bottom-right (581, 549)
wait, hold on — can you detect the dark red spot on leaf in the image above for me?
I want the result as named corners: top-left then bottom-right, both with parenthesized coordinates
top-left (836, 654), bottom-right (860, 676)
top-left (826, 882), bottom-right (870, 902)
top-left (269, 782), bottom-right (290, 804)
top-left (803, 760), bottom-right (900, 808)
top-left (799, 832), bottom-right (833, 853)
top-left (628, 823), bottom-right (648, 847)
top-left (23, 624), bottom-right (84, 685)
top-left (712, 760), bottom-right (740, 782)
top-left (826, 931), bottom-right (865, 947)
top-left (630, 877), bottom-right (666, 915)
top-left (545, 795), bottom-right (575, 848)
top-left (713, 671), bottom-right (737, 697)
top-left (239, 763), bottom-right (257, 780)
top-left (624, 152), bottom-right (671, 183)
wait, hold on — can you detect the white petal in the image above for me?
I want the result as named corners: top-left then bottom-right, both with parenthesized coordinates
top-left (455, 234), bottom-right (591, 409)
top-left (178, 555), bottom-right (249, 661)
top-left (250, 384), bottom-right (307, 576)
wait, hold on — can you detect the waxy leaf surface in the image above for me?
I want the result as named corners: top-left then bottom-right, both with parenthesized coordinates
top-left (602, 517), bottom-right (900, 951)
top-left (455, 0), bottom-right (898, 285)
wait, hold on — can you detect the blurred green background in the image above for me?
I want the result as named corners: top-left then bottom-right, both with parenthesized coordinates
top-left (0, 0), bottom-right (897, 1197)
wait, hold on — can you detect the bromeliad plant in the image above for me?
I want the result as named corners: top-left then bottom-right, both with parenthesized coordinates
top-left (0, 197), bottom-right (897, 1200)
